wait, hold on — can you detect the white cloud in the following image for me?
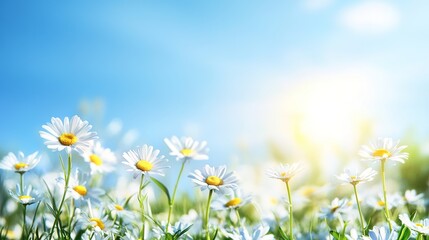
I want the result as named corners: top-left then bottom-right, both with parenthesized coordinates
top-left (339, 1), bottom-right (400, 34)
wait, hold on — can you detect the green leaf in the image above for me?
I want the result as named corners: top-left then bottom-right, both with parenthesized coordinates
top-left (29, 201), bottom-right (41, 233)
top-left (397, 225), bottom-right (411, 240)
top-left (364, 216), bottom-right (373, 235)
top-left (278, 227), bottom-right (289, 240)
top-left (411, 210), bottom-right (417, 221)
top-left (211, 228), bottom-right (219, 240)
top-left (330, 230), bottom-right (340, 239)
top-left (151, 177), bottom-right (171, 205)
top-left (330, 230), bottom-right (348, 240)
top-left (173, 224), bottom-right (193, 239)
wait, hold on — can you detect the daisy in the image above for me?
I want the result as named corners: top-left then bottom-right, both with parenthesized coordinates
top-left (336, 168), bottom-right (377, 186)
top-left (57, 169), bottom-right (104, 204)
top-left (122, 144), bottom-right (169, 178)
top-left (222, 225), bottom-right (275, 240)
top-left (366, 193), bottom-right (403, 211)
top-left (81, 141), bottom-right (117, 175)
top-left (164, 136), bottom-right (208, 161)
top-left (152, 221), bottom-right (193, 240)
top-left (404, 189), bottom-right (424, 206)
top-left (399, 214), bottom-right (429, 235)
top-left (164, 136), bottom-right (208, 229)
top-left (0, 151), bottom-right (41, 174)
top-left (359, 138), bottom-right (408, 164)
top-left (39, 115), bottom-right (98, 154)
top-left (2, 225), bottom-right (22, 240)
top-left (266, 162), bottom-right (303, 239)
top-left (9, 184), bottom-right (42, 206)
top-left (107, 198), bottom-right (135, 222)
top-left (337, 168), bottom-right (376, 234)
top-left (77, 200), bottom-right (116, 237)
top-left (360, 138), bottom-right (408, 231)
top-left (266, 162), bottom-right (303, 183)
top-left (211, 189), bottom-right (252, 211)
top-left (188, 165), bottom-right (239, 193)
top-left (319, 198), bottom-right (351, 221)
top-left (368, 226), bottom-right (398, 240)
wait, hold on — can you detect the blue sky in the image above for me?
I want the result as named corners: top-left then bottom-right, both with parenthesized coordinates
top-left (1, 1), bottom-right (429, 173)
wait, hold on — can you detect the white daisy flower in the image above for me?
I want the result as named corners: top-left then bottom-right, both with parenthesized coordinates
top-left (366, 193), bottom-right (404, 211)
top-left (81, 141), bottom-right (117, 175)
top-left (212, 189), bottom-right (252, 211)
top-left (2, 225), bottom-right (22, 240)
top-left (188, 165), bottom-right (239, 193)
top-left (222, 224), bottom-right (274, 240)
top-left (122, 144), bottom-right (169, 178)
top-left (404, 189), bottom-right (424, 206)
top-left (266, 162), bottom-right (303, 183)
top-left (39, 115), bottom-right (98, 154)
top-left (0, 151), bottom-right (41, 173)
top-left (368, 226), bottom-right (398, 240)
top-left (336, 168), bottom-right (377, 185)
top-left (77, 200), bottom-right (116, 237)
top-left (164, 136), bottom-right (208, 161)
top-left (9, 184), bottom-right (42, 206)
top-left (107, 198), bottom-right (135, 222)
top-left (399, 213), bottom-right (429, 235)
top-left (359, 138), bottom-right (408, 164)
top-left (319, 198), bottom-right (351, 220)
top-left (152, 221), bottom-right (193, 240)
top-left (57, 169), bottom-right (104, 204)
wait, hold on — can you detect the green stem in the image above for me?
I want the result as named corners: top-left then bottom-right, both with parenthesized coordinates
top-left (167, 159), bottom-right (187, 229)
top-left (138, 174), bottom-right (146, 239)
top-left (381, 159), bottom-right (393, 231)
top-left (49, 153), bottom-right (72, 239)
top-left (285, 181), bottom-right (294, 240)
top-left (19, 172), bottom-right (25, 239)
top-left (22, 205), bottom-right (27, 239)
top-left (234, 208), bottom-right (242, 227)
top-left (341, 221), bottom-right (348, 238)
top-left (353, 184), bottom-right (365, 234)
top-left (205, 189), bottom-right (214, 240)
top-left (68, 199), bottom-right (76, 237)
top-left (19, 173), bottom-right (24, 193)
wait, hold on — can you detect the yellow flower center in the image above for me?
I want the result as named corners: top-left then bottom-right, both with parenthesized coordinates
top-left (270, 197), bottom-right (278, 205)
top-left (280, 172), bottom-right (291, 182)
top-left (58, 133), bottom-right (78, 146)
top-left (350, 176), bottom-right (359, 185)
top-left (416, 223), bottom-right (424, 227)
top-left (90, 154), bottom-right (103, 166)
top-left (14, 162), bottom-right (28, 170)
top-left (331, 206), bottom-right (340, 213)
top-left (135, 160), bottom-right (153, 171)
top-left (301, 186), bottom-right (316, 197)
top-left (90, 218), bottom-right (105, 230)
top-left (205, 176), bottom-right (223, 186)
top-left (114, 204), bottom-right (124, 211)
top-left (225, 197), bottom-right (242, 207)
top-left (73, 185), bottom-right (87, 196)
top-left (180, 148), bottom-right (193, 157)
top-left (377, 200), bottom-right (385, 207)
top-left (6, 230), bottom-right (16, 238)
top-left (19, 195), bottom-right (33, 201)
top-left (372, 149), bottom-right (391, 158)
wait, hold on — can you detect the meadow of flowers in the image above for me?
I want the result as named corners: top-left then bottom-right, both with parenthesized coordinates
top-left (0, 115), bottom-right (428, 240)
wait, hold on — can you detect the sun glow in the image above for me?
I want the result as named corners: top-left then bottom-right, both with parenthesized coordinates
top-left (286, 72), bottom-right (374, 146)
